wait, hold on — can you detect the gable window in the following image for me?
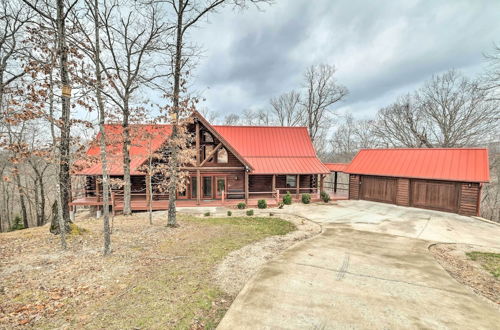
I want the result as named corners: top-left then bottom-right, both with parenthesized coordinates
top-left (217, 148), bottom-right (228, 163)
top-left (204, 145), bottom-right (214, 162)
top-left (286, 175), bottom-right (297, 188)
top-left (202, 131), bottom-right (213, 143)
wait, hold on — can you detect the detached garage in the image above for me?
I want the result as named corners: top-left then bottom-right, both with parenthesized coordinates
top-left (345, 148), bottom-right (490, 216)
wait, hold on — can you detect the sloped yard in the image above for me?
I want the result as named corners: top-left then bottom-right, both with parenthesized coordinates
top-left (0, 212), bottom-right (295, 329)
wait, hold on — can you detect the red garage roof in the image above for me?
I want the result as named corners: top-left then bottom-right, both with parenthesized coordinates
top-left (323, 163), bottom-right (349, 172)
top-left (345, 148), bottom-right (490, 183)
top-left (76, 124), bottom-right (170, 175)
top-left (214, 125), bottom-right (330, 174)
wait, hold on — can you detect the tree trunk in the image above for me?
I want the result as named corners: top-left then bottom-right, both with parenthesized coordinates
top-left (93, 0), bottom-right (112, 255)
top-left (56, 0), bottom-right (72, 228)
top-left (122, 101), bottom-right (132, 215)
top-left (14, 170), bottom-right (28, 229)
top-left (167, 0), bottom-right (184, 227)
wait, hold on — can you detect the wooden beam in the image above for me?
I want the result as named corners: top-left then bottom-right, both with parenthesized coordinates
top-left (320, 175), bottom-right (325, 194)
top-left (272, 175), bottom-right (276, 193)
top-left (180, 166), bottom-right (245, 171)
top-left (195, 121), bottom-right (200, 166)
top-left (196, 170), bottom-right (201, 205)
top-left (199, 142), bottom-right (222, 167)
top-left (245, 171), bottom-right (249, 203)
top-left (334, 172), bottom-right (338, 193)
top-left (296, 174), bottom-right (300, 198)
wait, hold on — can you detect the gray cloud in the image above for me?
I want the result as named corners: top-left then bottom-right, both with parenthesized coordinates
top-left (190, 0), bottom-right (500, 118)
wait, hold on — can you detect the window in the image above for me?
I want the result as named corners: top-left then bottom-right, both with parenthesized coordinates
top-left (191, 177), bottom-right (197, 198)
top-left (204, 145), bottom-right (214, 162)
top-left (217, 148), bottom-right (228, 163)
top-left (286, 175), bottom-right (297, 188)
top-left (202, 131), bottom-right (213, 143)
top-left (203, 176), bottom-right (212, 198)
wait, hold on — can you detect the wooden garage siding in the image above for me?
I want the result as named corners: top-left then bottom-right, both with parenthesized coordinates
top-left (458, 183), bottom-right (480, 216)
top-left (349, 175), bottom-right (360, 199)
top-left (396, 178), bottom-right (410, 206)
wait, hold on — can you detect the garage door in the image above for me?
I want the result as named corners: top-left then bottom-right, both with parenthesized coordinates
top-left (360, 176), bottom-right (397, 203)
top-left (410, 179), bottom-right (459, 213)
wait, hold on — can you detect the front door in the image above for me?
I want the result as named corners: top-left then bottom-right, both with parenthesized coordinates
top-left (215, 177), bottom-right (226, 199)
top-left (202, 176), bottom-right (213, 199)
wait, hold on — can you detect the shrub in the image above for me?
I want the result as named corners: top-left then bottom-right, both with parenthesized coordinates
top-left (257, 199), bottom-right (267, 209)
top-left (204, 212), bottom-right (210, 217)
top-left (269, 212), bottom-right (275, 216)
top-left (10, 215), bottom-right (24, 231)
top-left (237, 202), bottom-right (246, 209)
top-left (246, 209), bottom-right (254, 216)
top-left (278, 202), bottom-right (284, 209)
top-left (227, 210), bottom-right (232, 216)
top-left (283, 191), bottom-right (292, 205)
top-left (301, 193), bottom-right (311, 204)
top-left (320, 191), bottom-right (331, 203)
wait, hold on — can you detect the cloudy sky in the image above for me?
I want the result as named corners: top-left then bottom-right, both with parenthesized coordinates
top-left (188, 0), bottom-right (500, 119)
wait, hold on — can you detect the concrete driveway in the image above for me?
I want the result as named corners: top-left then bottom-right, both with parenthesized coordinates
top-left (218, 201), bottom-right (500, 329)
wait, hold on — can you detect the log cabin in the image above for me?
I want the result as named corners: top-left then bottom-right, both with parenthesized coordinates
top-left (71, 111), bottom-right (337, 213)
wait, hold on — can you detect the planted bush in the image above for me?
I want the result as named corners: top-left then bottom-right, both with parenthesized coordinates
top-left (237, 202), bottom-right (246, 209)
top-left (320, 191), bottom-right (331, 203)
top-left (278, 202), bottom-right (284, 209)
top-left (301, 193), bottom-right (311, 204)
top-left (283, 191), bottom-right (292, 205)
top-left (257, 199), bottom-right (267, 209)
top-left (246, 209), bottom-right (254, 216)
top-left (227, 210), bottom-right (232, 216)
top-left (204, 212), bottom-right (210, 217)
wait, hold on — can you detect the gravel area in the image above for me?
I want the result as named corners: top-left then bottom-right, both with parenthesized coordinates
top-left (214, 213), bottom-right (322, 296)
top-left (430, 243), bottom-right (500, 306)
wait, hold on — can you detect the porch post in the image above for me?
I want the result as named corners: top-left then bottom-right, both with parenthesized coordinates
top-left (334, 171), bottom-right (338, 193)
top-left (96, 179), bottom-right (101, 203)
top-left (245, 171), bottom-right (249, 203)
top-left (296, 174), bottom-right (300, 198)
top-left (320, 175), bottom-right (325, 194)
top-left (196, 170), bottom-right (201, 205)
top-left (272, 175), bottom-right (276, 194)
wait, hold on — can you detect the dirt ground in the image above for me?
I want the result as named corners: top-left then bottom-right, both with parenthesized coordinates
top-left (430, 243), bottom-right (500, 305)
top-left (214, 213), bottom-right (321, 295)
top-left (0, 211), bottom-right (296, 329)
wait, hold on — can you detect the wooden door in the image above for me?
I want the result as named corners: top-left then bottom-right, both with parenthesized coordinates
top-left (360, 176), bottom-right (397, 203)
top-left (410, 179), bottom-right (459, 212)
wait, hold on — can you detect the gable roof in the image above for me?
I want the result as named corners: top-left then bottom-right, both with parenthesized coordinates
top-left (76, 124), bottom-right (171, 175)
top-left (214, 125), bottom-right (330, 174)
top-left (75, 114), bottom-right (329, 175)
top-left (345, 148), bottom-right (490, 183)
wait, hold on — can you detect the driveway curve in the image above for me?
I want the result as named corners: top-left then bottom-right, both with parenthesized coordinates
top-left (218, 202), bottom-right (500, 329)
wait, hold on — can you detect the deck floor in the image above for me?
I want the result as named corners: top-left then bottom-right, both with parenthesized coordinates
top-left (70, 191), bottom-right (349, 212)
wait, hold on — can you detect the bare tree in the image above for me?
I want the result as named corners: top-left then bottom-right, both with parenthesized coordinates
top-left (223, 113), bottom-right (240, 125)
top-left (373, 94), bottom-right (431, 148)
top-left (161, 0), bottom-right (271, 227)
top-left (482, 44), bottom-right (500, 102)
top-left (270, 90), bottom-right (303, 126)
top-left (302, 64), bottom-right (348, 144)
top-left (96, 0), bottom-right (170, 216)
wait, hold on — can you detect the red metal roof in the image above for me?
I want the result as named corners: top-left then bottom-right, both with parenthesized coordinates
top-left (76, 121), bottom-right (329, 175)
top-left (345, 148), bottom-right (490, 183)
top-left (214, 125), bottom-right (330, 174)
top-left (76, 124), bottom-right (171, 175)
top-left (324, 163), bottom-right (349, 172)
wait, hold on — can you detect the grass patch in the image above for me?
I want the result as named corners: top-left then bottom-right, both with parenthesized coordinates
top-left (466, 251), bottom-right (500, 278)
top-left (74, 215), bottom-right (295, 329)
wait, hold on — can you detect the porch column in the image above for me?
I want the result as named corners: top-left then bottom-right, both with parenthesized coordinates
top-left (334, 171), bottom-right (338, 193)
top-left (272, 175), bottom-right (276, 195)
top-left (245, 171), bottom-right (249, 203)
top-left (196, 170), bottom-right (201, 205)
top-left (320, 175), bottom-right (325, 194)
top-left (296, 174), bottom-right (300, 198)
top-left (96, 179), bottom-right (101, 203)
